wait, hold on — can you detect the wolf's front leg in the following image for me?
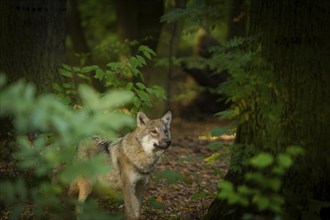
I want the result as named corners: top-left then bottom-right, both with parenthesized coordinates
top-left (123, 182), bottom-right (140, 220)
top-left (123, 180), bottom-right (146, 220)
top-left (133, 179), bottom-right (147, 217)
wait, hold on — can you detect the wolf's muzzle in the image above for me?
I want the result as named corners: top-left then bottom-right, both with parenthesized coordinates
top-left (154, 140), bottom-right (171, 150)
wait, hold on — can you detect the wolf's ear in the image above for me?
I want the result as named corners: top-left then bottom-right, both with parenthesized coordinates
top-left (161, 111), bottom-right (172, 127)
top-left (137, 112), bottom-right (150, 127)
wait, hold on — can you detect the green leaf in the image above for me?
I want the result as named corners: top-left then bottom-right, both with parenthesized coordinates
top-left (277, 153), bottom-right (292, 168)
top-left (249, 152), bottom-right (274, 168)
top-left (215, 108), bottom-right (240, 120)
top-left (100, 90), bottom-right (133, 109)
top-left (132, 97), bottom-right (141, 108)
top-left (135, 82), bottom-right (146, 90)
top-left (138, 45), bottom-right (156, 59)
top-left (286, 146), bottom-right (304, 156)
top-left (136, 55), bottom-right (146, 65)
top-left (271, 166), bottom-right (285, 175)
top-left (94, 69), bottom-right (104, 79)
top-left (106, 62), bottom-right (122, 69)
top-left (245, 172), bottom-right (266, 186)
top-left (0, 74), bottom-right (6, 87)
top-left (218, 181), bottom-right (241, 204)
top-left (253, 194), bottom-right (270, 211)
top-left (151, 85), bottom-right (166, 99)
top-left (177, 155), bottom-right (202, 163)
top-left (59, 68), bottom-right (73, 78)
top-left (160, 8), bottom-right (190, 23)
top-left (204, 153), bottom-right (221, 165)
top-left (207, 142), bottom-right (223, 150)
top-left (126, 82), bottom-right (133, 90)
top-left (63, 82), bottom-right (73, 89)
top-left (129, 57), bottom-right (143, 68)
top-left (78, 85), bottom-right (99, 108)
top-left (73, 66), bottom-right (81, 72)
top-left (76, 199), bottom-right (113, 220)
top-left (10, 204), bottom-right (24, 220)
top-left (142, 50), bottom-right (151, 60)
top-left (191, 191), bottom-right (207, 200)
top-left (77, 73), bottom-right (90, 80)
top-left (211, 127), bottom-right (234, 136)
top-left (52, 83), bottom-right (62, 92)
top-left (237, 185), bottom-right (251, 195)
top-left (81, 65), bottom-right (98, 73)
top-left (136, 90), bottom-right (149, 102)
top-left (269, 194), bottom-right (284, 213)
top-left (218, 180), bottom-right (234, 191)
top-left (149, 198), bottom-right (166, 209)
top-left (268, 178), bottom-right (281, 191)
top-left (62, 64), bottom-right (72, 70)
top-left (154, 170), bottom-right (183, 185)
top-left (16, 178), bottom-right (27, 201)
top-left (60, 155), bottom-right (110, 184)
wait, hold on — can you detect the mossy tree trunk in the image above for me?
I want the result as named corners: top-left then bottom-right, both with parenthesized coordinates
top-left (205, 0), bottom-right (330, 219)
top-left (253, 0), bottom-right (330, 206)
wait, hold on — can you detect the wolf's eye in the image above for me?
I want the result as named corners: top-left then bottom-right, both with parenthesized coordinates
top-left (150, 130), bottom-right (158, 135)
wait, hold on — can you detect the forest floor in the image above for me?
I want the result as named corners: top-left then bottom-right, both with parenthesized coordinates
top-left (0, 116), bottom-right (233, 220)
top-left (139, 116), bottom-right (233, 220)
top-left (100, 116), bottom-right (233, 219)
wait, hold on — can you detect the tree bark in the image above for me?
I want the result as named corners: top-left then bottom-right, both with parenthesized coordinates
top-left (0, 0), bottom-right (66, 93)
top-left (227, 0), bottom-right (247, 39)
top-left (254, 0), bottom-right (330, 203)
top-left (0, 0), bottom-right (66, 138)
top-left (205, 0), bottom-right (330, 219)
top-left (66, 0), bottom-right (104, 91)
top-left (145, 0), bottom-right (186, 117)
top-left (66, 0), bottom-right (90, 59)
top-left (181, 28), bottom-right (230, 115)
top-left (115, 0), bottom-right (164, 53)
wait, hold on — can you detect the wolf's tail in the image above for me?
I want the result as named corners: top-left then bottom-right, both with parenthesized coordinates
top-left (91, 136), bottom-right (111, 154)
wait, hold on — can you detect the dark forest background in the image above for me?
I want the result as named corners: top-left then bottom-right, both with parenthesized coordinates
top-left (0, 0), bottom-right (329, 219)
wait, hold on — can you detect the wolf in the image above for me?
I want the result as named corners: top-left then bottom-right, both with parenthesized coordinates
top-left (69, 111), bottom-right (172, 220)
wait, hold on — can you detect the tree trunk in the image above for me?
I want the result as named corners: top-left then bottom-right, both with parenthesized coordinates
top-left (66, 0), bottom-right (103, 91)
top-left (145, 0), bottom-right (186, 117)
top-left (115, 0), bottom-right (138, 52)
top-left (181, 28), bottom-right (230, 115)
top-left (115, 0), bottom-right (164, 53)
top-left (0, 0), bottom-right (66, 93)
top-left (205, 0), bottom-right (330, 219)
top-left (114, 0), bottom-right (165, 116)
top-left (66, 0), bottom-right (90, 60)
top-left (227, 0), bottom-right (247, 39)
top-left (250, 0), bottom-right (330, 202)
top-left (0, 0), bottom-right (66, 138)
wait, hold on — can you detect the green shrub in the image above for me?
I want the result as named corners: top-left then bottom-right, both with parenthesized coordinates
top-left (217, 146), bottom-right (304, 215)
top-left (0, 74), bottom-right (133, 219)
top-left (205, 37), bottom-right (305, 219)
top-left (54, 45), bottom-right (166, 114)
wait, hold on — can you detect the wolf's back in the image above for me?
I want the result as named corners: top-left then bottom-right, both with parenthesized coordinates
top-left (76, 137), bottom-right (112, 160)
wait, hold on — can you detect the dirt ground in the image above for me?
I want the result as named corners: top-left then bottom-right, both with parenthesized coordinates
top-left (100, 116), bottom-right (233, 219)
top-left (0, 116), bottom-right (233, 220)
top-left (139, 116), bottom-right (233, 220)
